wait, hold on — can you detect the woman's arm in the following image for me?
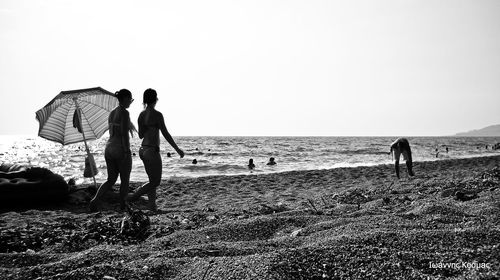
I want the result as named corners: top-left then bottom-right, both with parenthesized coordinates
top-left (137, 112), bottom-right (145, 139)
top-left (158, 112), bottom-right (184, 158)
top-left (120, 108), bottom-right (131, 153)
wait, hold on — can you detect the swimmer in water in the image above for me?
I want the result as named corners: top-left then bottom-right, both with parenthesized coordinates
top-left (248, 158), bottom-right (255, 170)
top-left (266, 157), bottom-right (276, 166)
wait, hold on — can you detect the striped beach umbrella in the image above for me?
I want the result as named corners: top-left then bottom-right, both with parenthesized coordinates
top-left (36, 87), bottom-right (118, 145)
top-left (35, 87), bottom-right (118, 185)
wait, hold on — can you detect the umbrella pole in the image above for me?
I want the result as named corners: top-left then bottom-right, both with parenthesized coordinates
top-left (82, 136), bottom-right (97, 188)
top-left (75, 103), bottom-right (98, 189)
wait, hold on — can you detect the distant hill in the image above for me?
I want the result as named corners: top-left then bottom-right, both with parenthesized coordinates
top-left (455, 124), bottom-right (500, 136)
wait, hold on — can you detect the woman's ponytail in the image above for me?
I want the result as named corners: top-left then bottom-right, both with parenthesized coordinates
top-left (115, 89), bottom-right (132, 102)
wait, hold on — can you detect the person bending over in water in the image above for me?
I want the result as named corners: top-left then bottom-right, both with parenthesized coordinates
top-left (127, 88), bottom-right (184, 211)
top-left (390, 138), bottom-right (415, 179)
top-left (90, 89), bottom-right (135, 211)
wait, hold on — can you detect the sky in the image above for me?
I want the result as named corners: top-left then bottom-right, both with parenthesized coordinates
top-left (1, 0), bottom-right (499, 137)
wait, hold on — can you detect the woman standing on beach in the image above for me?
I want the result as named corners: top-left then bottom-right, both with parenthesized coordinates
top-left (127, 88), bottom-right (184, 211)
top-left (90, 89), bottom-right (135, 211)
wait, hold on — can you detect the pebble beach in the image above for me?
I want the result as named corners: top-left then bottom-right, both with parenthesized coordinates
top-left (1, 155), bottom-right (499, 279)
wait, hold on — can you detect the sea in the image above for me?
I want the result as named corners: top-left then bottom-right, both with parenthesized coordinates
top-left (1, 135), bottom-right (499, 184)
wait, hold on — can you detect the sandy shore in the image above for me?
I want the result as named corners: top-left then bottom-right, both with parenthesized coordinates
top-left (1, 155), bottom-right (499, 279)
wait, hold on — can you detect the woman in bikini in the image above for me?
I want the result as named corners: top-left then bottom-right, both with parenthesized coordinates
top-left (127, 88), bottom-right (184, 211)
top-left (89, 89), bottom-right (135, 211)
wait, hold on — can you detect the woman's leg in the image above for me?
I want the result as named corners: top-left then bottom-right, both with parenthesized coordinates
top-left (147, 149), bottom-right (162, 210)
top-left (128, 147), bottom-right (161, 209)
top-left (406, 148), bottom-right (414, 177)
top-left (393, 147), bottom-right (401, 179)
top-left (147, 186), bottom-right (157, 211)
top-left (89, 146), bottom-right (120, 210)
top-left (118, 153), bottom-right (132, 209)
top-left (400, 141), bottom-right (415, 177)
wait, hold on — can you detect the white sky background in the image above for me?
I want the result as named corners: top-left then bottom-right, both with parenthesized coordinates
top-left (0, 0), bottom-right (499, 136)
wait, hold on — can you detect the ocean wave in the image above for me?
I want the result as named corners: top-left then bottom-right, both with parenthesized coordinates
top-left (336, 149), bottom-right (389, 156)
top-left (184, 151), bottom-right (205, 155)
top-left (216, 142), bottom-right (231, 146)
top-left (244, 144), bottom-right (260, 148)
top-left (204, 152), bottom-right (230, 156)
top-left (180, 164), bottom-right (249, 172)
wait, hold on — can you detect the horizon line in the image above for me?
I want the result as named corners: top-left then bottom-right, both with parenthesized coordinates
top-left (2, 133), bottom-right (499, 138)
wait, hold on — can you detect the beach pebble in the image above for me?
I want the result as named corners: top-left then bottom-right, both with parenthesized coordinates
top-left (206, 215), bottom-right (218, 222)
top-left (290, 229), bottom-right (302, 237)
top-left (172, 214), bottom-right (182, 220)
top-left (103, 276), bottom-right (117, 280)
top-left (441, 188), bottom-right (458, 198)
top-left (203, 207), bottom-right (215, 212)
top-left (454, 191), bottom-right (478, 201)
top-left (25, 249), bottom-right (35, 254)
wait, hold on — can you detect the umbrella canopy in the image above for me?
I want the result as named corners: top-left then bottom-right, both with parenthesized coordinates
top-left (36, 87), bottom-right (118, 145)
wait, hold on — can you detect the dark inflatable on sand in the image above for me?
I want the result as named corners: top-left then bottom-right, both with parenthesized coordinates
top-left (0, 163), bottom-right (69, 208)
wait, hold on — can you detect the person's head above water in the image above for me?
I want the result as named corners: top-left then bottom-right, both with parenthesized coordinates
top-left (267, 157), bottom-right (276, 165)
top-left (115, 89), bottom-right (133, 108)
top-left (143, 88), bottom-right (158, 107)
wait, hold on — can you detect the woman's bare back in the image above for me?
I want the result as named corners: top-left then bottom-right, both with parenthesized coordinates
top-left (139, 108), bottom-right (161, 147)
top-left (108, 107), bottom-right (129, 147)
